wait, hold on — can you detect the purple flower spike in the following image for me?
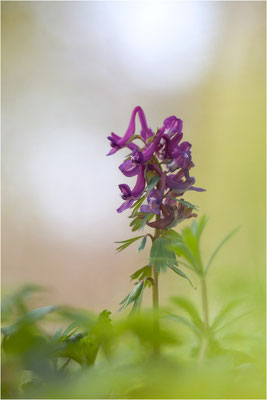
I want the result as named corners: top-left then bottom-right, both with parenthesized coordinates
top-left (117, 166), bottom-right (146, 213)
top-left (108, 107), bottom-right (205, 217)
top-left (107, 106), bottom-right (151, 156)
top-left (140, 189), bottom-right (162, 215)
top-left (163, 116), bottom-right (183, 138)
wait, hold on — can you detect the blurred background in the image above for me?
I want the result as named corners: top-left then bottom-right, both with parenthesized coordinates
top-left (2, 1), bottom-right (265, 314)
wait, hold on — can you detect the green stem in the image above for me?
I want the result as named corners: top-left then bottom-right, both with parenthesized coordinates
top-left (198, 275), bottom-right (209, 362)
top-left (152, 223), bottom-right (160, 355)
top-left (200, 276), bottom-right (209, 331)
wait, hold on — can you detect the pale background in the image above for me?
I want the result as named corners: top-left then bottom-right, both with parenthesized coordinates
top-left (2, 1), bottom-right (265, 313)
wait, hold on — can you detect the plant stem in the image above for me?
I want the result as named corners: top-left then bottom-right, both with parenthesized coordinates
top-left (152, 223), bottom-right (160, 355)
top-left (200, 275), bottom-right (209, 331)
top-left (198, 275), bottom-right (209, 362)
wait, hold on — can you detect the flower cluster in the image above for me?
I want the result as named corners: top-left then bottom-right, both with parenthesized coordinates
top-left (107, 106), bottom-right (205, 229)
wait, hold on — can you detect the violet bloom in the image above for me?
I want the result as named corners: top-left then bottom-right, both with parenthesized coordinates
top-left (117, 166), bottom-right (146, 213)
top-left (140, 189), bottom-right (162, 215)
top-left (163, 116), bottom-right (183, 137)
top-left (119, 128), bottom-right (164, 177)
top-left (168, 141), bottom-right (193, 172)
top-left (140, 172), bottom-right (166, 215)
top-left (107, 106), bottom-right (151, 156)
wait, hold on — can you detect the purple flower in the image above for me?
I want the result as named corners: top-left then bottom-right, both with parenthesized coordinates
top-left (107, 107), bottom-right (205, 216)
top-left (117, 166), bottom-right (146, 213)
top-left (140, 172), bottom-right (166, 215)
top-left (140, 189), bottom-right (162, 215)
top-left (107, 106), bottom-right (151, 156)
top-left (166, 173), bottom-right (196, 194)
top-left (163, 116), bottom-right (183, 138)
top-left (119, 128), bottom-right (164, 177)
top-left (168, 141), bottom-right (193, 171)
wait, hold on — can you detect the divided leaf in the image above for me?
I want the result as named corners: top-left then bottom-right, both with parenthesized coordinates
top-left (167, 265), bottom-right (195, 288)
top-left (204, 226), bottom-right (240, 275)
top-left (149, 237), bottom-right (177, 273)
top-left (137, 236), bottom-right (147, 252)
top-left (119, 282), bottom-right (144, 312)
top-left (115, 235), bottom-right (144, 252)
top-left (170, 296), bottom-right (203, 330)
top-left (130, 266), bottom-right (152, 281)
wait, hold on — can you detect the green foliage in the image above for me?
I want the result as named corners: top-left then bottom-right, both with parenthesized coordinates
top-left (119, 281), bottom-right (144, 312)
top-left (115, 235), bottom-right (144, 252)
top-left (204, 226), bottom-right (240, 276)
top-left (1, 284), bottom-right (45, 321)
top-left (129, 212), bottom-right (153, 232)
top-left (137, 235), bottom-right (147, 252)
top-left (149, 237), bottom-right (177, 273)
top-left (1, 283), bottom-right (265, 399)
top-left (2, 305), bottom-right (59, 336)
top-left (170, 296), bottom-right (203, 331)
top-left (167, 265), bottom-right (195, 287)
top-left (130, 266), bottom-right (152, 282)
top-left (129, 195), bottom-right (146, 218)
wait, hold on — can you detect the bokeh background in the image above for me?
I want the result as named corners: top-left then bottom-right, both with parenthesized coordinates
top-left (2, 1), bottom-right (265, 315)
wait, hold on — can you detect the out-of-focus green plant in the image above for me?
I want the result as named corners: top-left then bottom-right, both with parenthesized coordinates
top-left (1, 219), bottom-right (265, 399)
top-left (164, 216), bottom-right (245, 359)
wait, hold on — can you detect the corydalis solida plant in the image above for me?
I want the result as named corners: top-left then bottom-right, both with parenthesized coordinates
top-left (107, 106), bottom-right (205, 316)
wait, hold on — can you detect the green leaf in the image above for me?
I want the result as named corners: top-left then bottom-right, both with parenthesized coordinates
top-left (170, 297), bottom-right (203, 330)
top-left (149, 237), bottom-right (177, 273)
top-left (130, 266), bottom-right (152, 281)
top-left (137, 236), bottom-right (147, 252)
top-left (146, 175), bottom-right (160, 193)
top-left (119, 282), bottom-right (144, 312)
top-left (167, 265), bottom-right (195, 288)
top-left (214, 311), bottom-right (251, 334)
top-left (162, 314), bottom-right (201, 337)
top-left (115, 235), bottom-right (144, 252)
top-left (204, 226), bottom-right (240, 275)
top-left (211, 298), bottom-right (243, 331)
top-left (138, 213), bottom-right (153, 231)
top-left (162, 229), bottom-right (183, 243)
top-left (2, 305), bottom-right (59, 336)
top-left (130, 284), bottom-right (145, 315)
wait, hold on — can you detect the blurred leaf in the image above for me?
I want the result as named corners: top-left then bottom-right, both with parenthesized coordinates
top-left (115, 235), bottom-right (144, 252)
top-left (214, 311), bottom-right (251, 334)
top-left (162, 229), bottom-right (183, 243)
top-left (204, 226), bottom-right (240, 276)
top-left (1, 284), bottom-right (46, 320)
top-left (167, 265), bottom-right (195, 288)
top-left (170, 297), bottom-right (203, 330)
top-left (137, 236), bottom-right (147, 252)
top-left (2, 305), bottom-right (59, 336)
top-left (211, 299), bottom-right (243, 331)
top-left (191, 215), bottom-right (208, 240)
top-left (162, 314), bottom-right (201, 337)
top-left (149, 237), bottom-right (177, 273)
